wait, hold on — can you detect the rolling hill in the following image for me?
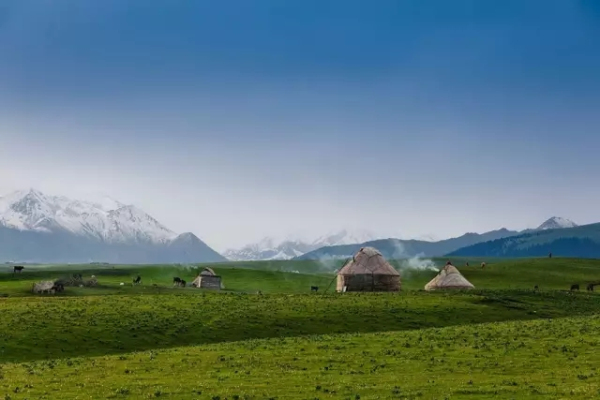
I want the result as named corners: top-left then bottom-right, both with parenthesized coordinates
top-left (447, 222), bottom-right (600, 258)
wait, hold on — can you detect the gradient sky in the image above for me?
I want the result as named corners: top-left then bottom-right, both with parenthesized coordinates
top-left (1, 0), bottom-right (599, 251)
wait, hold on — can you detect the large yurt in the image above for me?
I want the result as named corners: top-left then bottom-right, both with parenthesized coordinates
top-left (336, 247), bottom-right (401, 292)
top-left (424, 263), bottom-right (474, 291)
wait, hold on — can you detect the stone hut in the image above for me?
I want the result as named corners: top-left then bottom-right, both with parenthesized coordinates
top-left (192, 267), bottom-right (222, 290)
top-left (336, 247), bottom-right (401, 292)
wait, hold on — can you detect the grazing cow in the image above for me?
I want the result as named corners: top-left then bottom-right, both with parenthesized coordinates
top-left (133, 275), bottom-right (141, 285)
top-left (173, 277), bottom-right (181, 285)
top-left (587, 283), bottom-right (594, 292)
top-left (180, 279), bottom-right (186, 287)
top-left (571, 283), bottom-right (580, 291)
top-left (13, 266), bottom-right (24, 274)
top-left (465, 262), bottom-right (470, 267)
top-left (481, 262), bottom-right (486, 269)
top-left (310, 286), bottom-right (319, 292)
top-left (534, 285), bottom-right (539, 291)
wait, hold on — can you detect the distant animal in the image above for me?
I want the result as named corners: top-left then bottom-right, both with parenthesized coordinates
top-left (534, 285), bottom-right (539, 291)
top-left (13, 266), bottom-right (24, 274)
top-left (587, 283), bottom-right (594, 291)
top-left (570, 283), bottom-right (580, 291)
top-left (180, 279), bottom-right (186, 287)
top-left (120, 282), bottom-right (125, 286)
top-left (173, 277), bottom-right (182, 285)
top-left (256, 290), bottom-right (263, 295)
top-left (465, 262), bottom-right (469, 267)
top-left (133, 275), bottom-right (141, 285)
top-left (53, 282), bottom-right (65, 293)
top-left (481, 262), bottom-right (486, 269)
top-left (548, 252), bottom-right (552, 258)
top-left (310, 286), bottom-right (319, 292)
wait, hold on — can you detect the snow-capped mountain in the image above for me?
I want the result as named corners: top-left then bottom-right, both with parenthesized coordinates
top-left (0, 189), bottom-right (225, 264)
top-left (224, 229), bottom-right (384, 261)
top-left (0, 189), bottom-right (177, 243)
top-left (536, 216), bottom-right (578, 231)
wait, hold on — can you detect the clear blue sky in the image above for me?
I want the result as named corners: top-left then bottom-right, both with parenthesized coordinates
top-left (1, 0), bottom-right (599, 250)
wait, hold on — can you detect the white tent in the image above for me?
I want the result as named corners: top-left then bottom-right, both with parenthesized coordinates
top-left (424, 264), bottom-right (474, 291)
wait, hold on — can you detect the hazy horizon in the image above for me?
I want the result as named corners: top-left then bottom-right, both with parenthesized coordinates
top-left (2, 1), bottom-right (599, 250)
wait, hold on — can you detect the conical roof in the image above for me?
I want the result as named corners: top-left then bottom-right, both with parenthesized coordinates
top-left (337, 247), bottom-right (399, 276)
top-left (424, 264), bottom-right (474, 291)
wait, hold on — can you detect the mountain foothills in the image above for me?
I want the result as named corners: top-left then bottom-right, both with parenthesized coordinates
top-left (0, 189), bottom-right (225, 263)
top-left (448, 222), bottom-right (600, 258)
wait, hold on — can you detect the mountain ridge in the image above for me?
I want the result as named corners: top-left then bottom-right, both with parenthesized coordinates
top-left (0, 189), bottom-right (225, 264)
top-left (447, 222), bottom-right (600, 258)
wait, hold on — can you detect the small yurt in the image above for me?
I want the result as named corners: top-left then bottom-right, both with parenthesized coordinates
top-left (336, 247), bottom-right (401, 292)
top-left (424, 263), bottom-right (474, 291)
top-left (192, 267), bottom-right (222, 290)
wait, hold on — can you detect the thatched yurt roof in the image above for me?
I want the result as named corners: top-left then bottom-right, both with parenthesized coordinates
top-left (424, 264), bottom-right (474, 291)
top-left (337, 247), bottom-right (400, 276)
top-left (200, 267), bottom-right (216, 276)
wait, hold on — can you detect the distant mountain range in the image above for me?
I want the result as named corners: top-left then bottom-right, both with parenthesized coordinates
top-left (223, 229), bottom-right (383, 261)
top-left (448, 222), bottom-right (600, 258)
top-left (0, 189), bottom-right (225, 264)
top-left (1, 190), bottom-right (588, 263)
top-left (295, 217), bottom-right (581, 261)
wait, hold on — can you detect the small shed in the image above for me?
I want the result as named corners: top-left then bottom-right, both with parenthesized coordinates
top-left (336, 247), bottom-right (401, 292)
top-left (192, 267), bottom-right (222, 290)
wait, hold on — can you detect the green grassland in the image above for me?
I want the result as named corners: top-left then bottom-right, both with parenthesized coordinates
top-left (1, 257), bottom-right (600, 398)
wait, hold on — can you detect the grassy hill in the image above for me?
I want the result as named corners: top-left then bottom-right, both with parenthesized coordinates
top-left (2, 314), bottom-right (599, 399)
top-left (448, 223), bottom-right (600, 258)
top-left (2, 258), bottom-right (600, 398)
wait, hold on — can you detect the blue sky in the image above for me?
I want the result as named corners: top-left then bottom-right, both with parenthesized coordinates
top-left (1, 0), bottom-right (599, 250)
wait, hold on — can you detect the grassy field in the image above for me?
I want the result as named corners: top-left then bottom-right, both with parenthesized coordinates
top-left (2, 314), bottom-right (600, 399)
top-left (1, 257), bottom-right (600, 398)
top-left (0, 257), bottom-right (597, 296)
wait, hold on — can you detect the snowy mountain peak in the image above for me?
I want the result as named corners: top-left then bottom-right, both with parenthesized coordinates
top-left (537, 217), bottom-right (578, 230)
top-left (311, 228), bottom-right (380, 247)
top-left (224, 228), bottom-right (385, 261)
top-left (0, 189), bottom-right (176, 243)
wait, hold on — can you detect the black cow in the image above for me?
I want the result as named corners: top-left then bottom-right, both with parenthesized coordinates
top-left (180, 279), bottom-right (186, 287)
top-left (310, 286), bottom-right (319, 292)
top-left (571, 283), bottom-right (580, 291)
top-left (587, 283), bottom-right (595, 292)
top-left (133, 275), bottom-right (141, 285)
top-left (173, 277), bottom-right (182, 285)
top-left (13, 266), bottom-right (24, 274)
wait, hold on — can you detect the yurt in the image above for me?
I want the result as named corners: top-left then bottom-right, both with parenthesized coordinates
top-left (192, 267), bottom-right (222, 290)
top-left (424, 263), bottom-right (474, 291)
top-left (336, 247), bottom-right (401, 292)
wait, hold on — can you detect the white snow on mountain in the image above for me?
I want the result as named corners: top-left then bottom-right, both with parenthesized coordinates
top-left (310, 228), bottom-right (381, 247)
top-left (536, 216), bottom-right (578, 231)
top-left (224, 229), bottom-right (386, 261)
top-left (0, 189), bottom-right (177, 243)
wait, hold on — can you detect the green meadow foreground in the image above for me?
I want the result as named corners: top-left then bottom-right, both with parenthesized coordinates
top-left (1, 258), bottom-right (600, 398)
